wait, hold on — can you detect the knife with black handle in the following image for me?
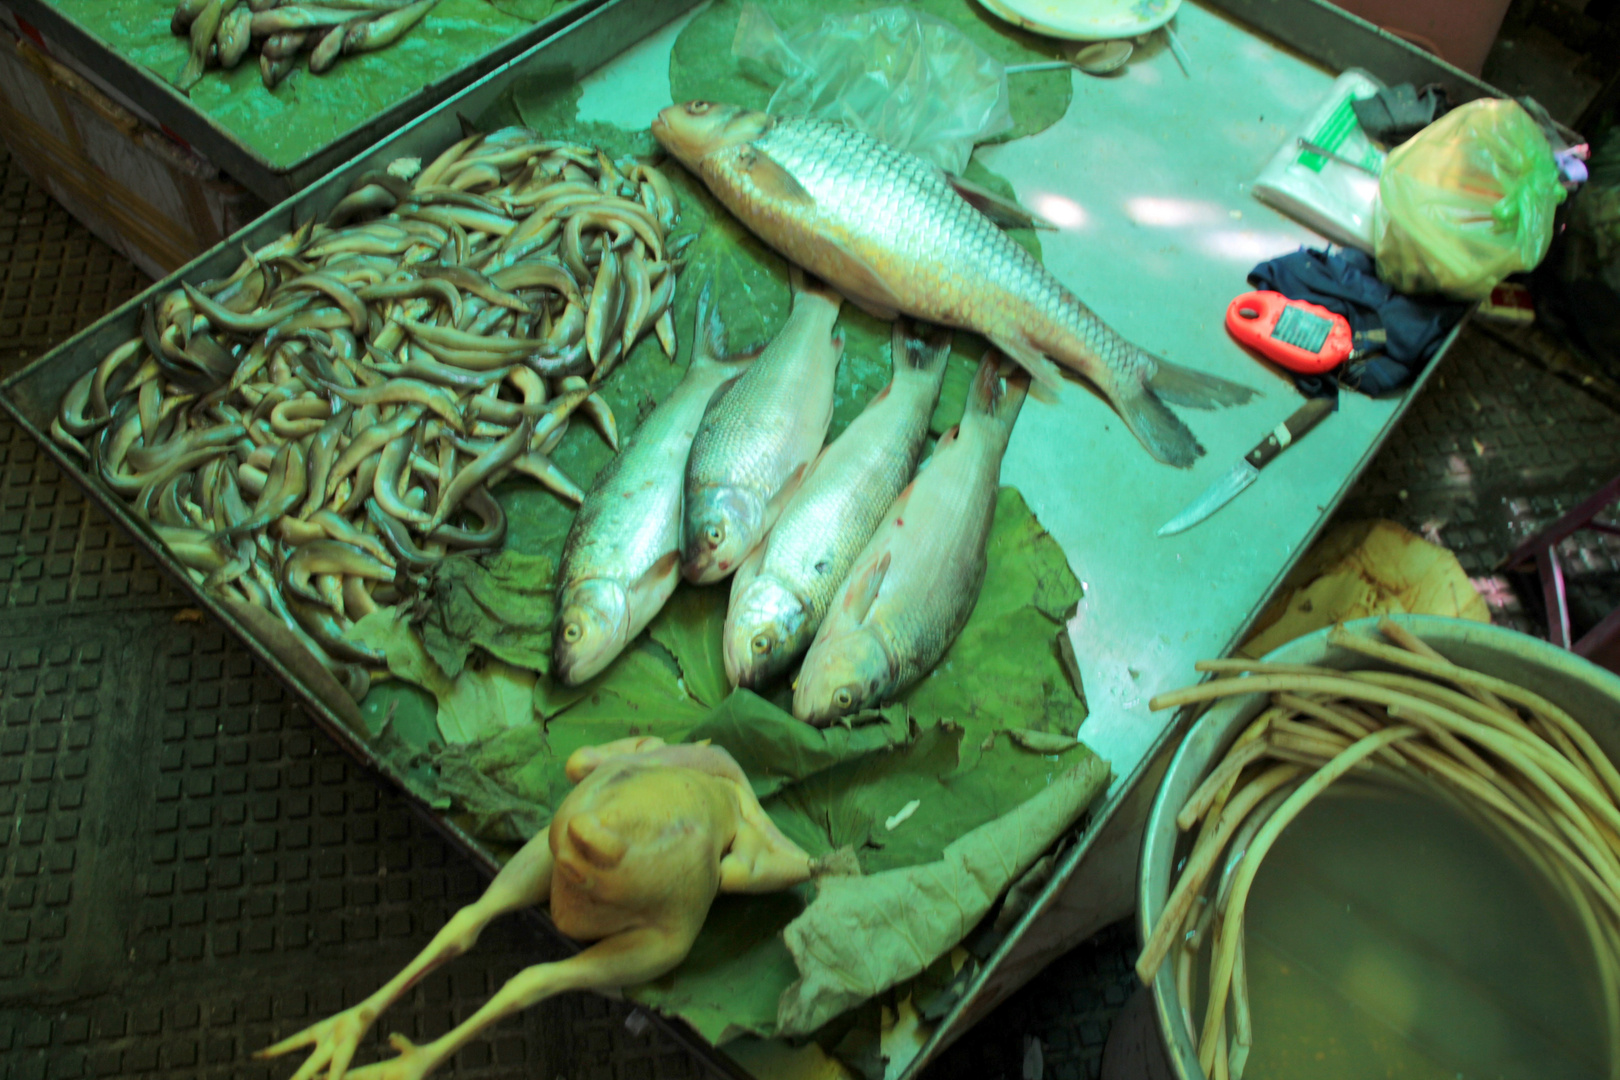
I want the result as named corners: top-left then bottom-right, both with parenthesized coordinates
top-left (1156, 397), bottom-right (1335, 537)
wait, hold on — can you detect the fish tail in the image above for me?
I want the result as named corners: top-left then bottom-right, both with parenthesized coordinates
top-left (788, 264), bottom-right (844, 314)
top-left (963, 352), bottom-right (1028, 446)
top-left (691, 278), bottom-right (728, 363)
top-left (891, 321), bottom-right (952, 387)
top-left (689, 279), bottom-right (761, 381)
top-left (986, 330), bottom-right (1066, 401)
top-left (1147, 354), bottom-right (1257, 410)
top-left (1110, 351), bottom-right (1256, 468)
top-left (1016, 311), bottom-right (1251, 465)
top-left (1114, 375), bottom-right (1207, 468)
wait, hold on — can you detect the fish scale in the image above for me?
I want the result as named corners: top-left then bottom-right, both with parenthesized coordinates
top-left (863, 469), bottom-right (988, 692)
top-left (792, 356), bottom-right (1026, 724)
top-left (680, 272), bottom-right (843, 584)
top-left (751, 116), bottom-right (1138, 379)
top-left (653, 102), bottom-right (1256, 467)
top-left (723, 326), bottom-right (949, 688)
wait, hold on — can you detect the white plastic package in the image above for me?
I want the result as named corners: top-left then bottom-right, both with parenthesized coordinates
top-left (1252, 70), bottom-right (1388, 251)
top-left (731, 3), bottom-right (1012, 176)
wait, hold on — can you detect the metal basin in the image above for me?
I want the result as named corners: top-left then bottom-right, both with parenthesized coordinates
top-left (1134, 614), bottom-right (1620, 1079)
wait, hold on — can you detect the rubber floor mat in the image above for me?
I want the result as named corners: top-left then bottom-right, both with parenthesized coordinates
top-left (0, 462), bottom-right (728, 1080)
top-left (925, 921), bottom-right (1138, 1080)
top-left (1333, 324), bottom-right (1620, 638)
top-left (0, 151), bottom-right (143, 374)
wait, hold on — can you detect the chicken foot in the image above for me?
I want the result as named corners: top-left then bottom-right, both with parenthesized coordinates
top-left (259, 736), bottom-right (818, 1080)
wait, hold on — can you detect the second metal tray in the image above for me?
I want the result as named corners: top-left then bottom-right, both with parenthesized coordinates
top-left (0, 0), bottom-right (695, 204)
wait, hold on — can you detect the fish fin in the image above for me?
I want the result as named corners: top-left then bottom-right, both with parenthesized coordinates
top-left (728, 539), bottom-right (767, 605)
top-left (964, 353), bottom-right (1029, 442)
top-left (1147, 354), bottom-right (1257, 410)
top-left (946, 173), bottom-right (1056, 231)
top-left (841, 551), bottom-right (891, 625)
top-left (806, 234), bottom-right (905, 321)
top-left (799, 441), bottom-right (833, 487)
top-left (742, 145), bottom-right (815, 206)
top-left (893, 322), bottom-right (952, 380)
top-left (1114, 377), bottom-right (1206, 468)
top-left (1021, 331), bottom-right (1216, 467)
top-left (691, 278), bottom-right (728, 362)
top-left (623, 550), bottom-right (682, 639)
top-left (632, 550), bottom-right (682, 600)
top-left (690, 282), bottom-right (762, 381)
top-left (846, 295), bottom-right (900, 321)
top-left (788, 265), bottom-right (845, 312)
top-left (766, 461), bottom-right (811, 523)
top-left (988, 332), bottom-right (1065, 398)
top-left (1025, 381), bottom-right (1059, 405)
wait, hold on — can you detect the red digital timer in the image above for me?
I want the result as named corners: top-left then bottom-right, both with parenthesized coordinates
top-left (1225, 290), bottom-right (1353, 375)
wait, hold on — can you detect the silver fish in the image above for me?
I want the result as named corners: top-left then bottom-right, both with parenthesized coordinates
top-left (652, 101), bottom-right (1255, 468)
top-left (554, 285), bottom-right (754, 685)
top-left (681, 268), bottom-right (842, 584)
top-left (794, 355), bottom-right (1027, 724)
top-left (724, 323), bottom-right (949, 689)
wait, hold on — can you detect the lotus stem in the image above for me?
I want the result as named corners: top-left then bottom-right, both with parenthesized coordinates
top-left (1142, 623), bottom-right (1620, 1080)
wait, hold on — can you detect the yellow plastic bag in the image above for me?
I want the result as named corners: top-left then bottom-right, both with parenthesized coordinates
top-left (1374, 98), bottom-right (1566, 300)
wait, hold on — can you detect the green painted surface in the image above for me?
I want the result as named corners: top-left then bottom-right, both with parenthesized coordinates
top-left (47, 0), bottom-right (567, 167)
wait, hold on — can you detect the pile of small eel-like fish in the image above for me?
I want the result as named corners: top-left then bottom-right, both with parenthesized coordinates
top-left (169, 0), bottom-right (441, 92)
top-left (51, 129), bottom-right (681, 698)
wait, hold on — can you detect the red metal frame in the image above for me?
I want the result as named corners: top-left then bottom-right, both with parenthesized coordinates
top-left (1500, 472), bottom-right (1620, 673)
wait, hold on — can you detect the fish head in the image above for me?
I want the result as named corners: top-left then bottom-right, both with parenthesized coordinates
top-left (553, 577), bottom-right (631, 686)
top-left (723, 575), bottom-right (811, 689)
top-left (651, 101), bottom-right (770, 171)
top-left (792, 631), bottom-right (893, 726)
top-left (681, 485), bottom-right (763, 584)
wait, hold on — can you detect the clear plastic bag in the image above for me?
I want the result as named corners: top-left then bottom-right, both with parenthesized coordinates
top-left (731, 3), bottom-right (1012, 176)
top-left (1374, 97), bottom-right (1567, 300)
top-left (1251, 69), bottom-right (1387, 252)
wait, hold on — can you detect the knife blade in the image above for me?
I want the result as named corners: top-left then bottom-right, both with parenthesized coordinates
top-left (1156, 397), bottom-right (1334, 537)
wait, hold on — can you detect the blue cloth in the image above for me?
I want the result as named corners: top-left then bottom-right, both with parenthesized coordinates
top-left (1248, 247), bottom-right (1468, 397)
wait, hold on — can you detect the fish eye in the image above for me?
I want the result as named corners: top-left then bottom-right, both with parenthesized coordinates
top-left (562, 622), bottom-right (582, 644)
top-left (705, 524), bottom-right (724, 546)
top-left (751, 634), bottom-right (772, 655)
top-left (688, 101), bottom-right (712, 114)
top-left (833, 688), bottom-right (855, 710)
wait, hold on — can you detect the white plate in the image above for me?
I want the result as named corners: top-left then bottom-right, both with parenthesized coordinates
top-left (978, 0), bottom-right (1182, 40)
